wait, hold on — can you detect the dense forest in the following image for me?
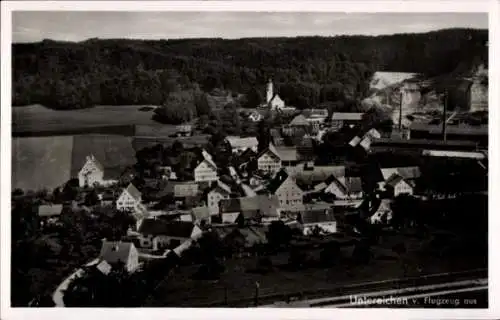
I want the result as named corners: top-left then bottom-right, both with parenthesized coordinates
top-left (12, 28), bottom-right (487, 111)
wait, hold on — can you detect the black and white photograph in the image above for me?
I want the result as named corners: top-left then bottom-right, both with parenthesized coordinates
top-left (1, 1), bottom-right (498, 319)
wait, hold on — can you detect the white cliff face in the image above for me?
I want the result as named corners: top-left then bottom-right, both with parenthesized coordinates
top-left (470, 64), bottom-right (488, 112)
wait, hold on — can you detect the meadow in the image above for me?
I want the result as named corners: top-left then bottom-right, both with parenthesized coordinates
top-left (12, 104), bottom-right (163, 135)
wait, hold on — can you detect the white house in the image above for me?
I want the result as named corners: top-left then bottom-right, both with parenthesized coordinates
top-left (78, 154), bottom-right (105, 188)
top-left (116, 183), bottom-right (142, 212)
top-left (257, 144), bottom-right (282, 175)
top-left (99, 241), bottom-right (140, 273)
top-left (262, 79), bottom-right (286, 110)
top-left (226, 136), bottom-right (259, 154)
top-left (194, 150), bottom-right (218, 182)
top-left (321, 176), bottom-right (364, 200)
top-left (138, 219), bottom-right (203, 251)
top-left (268, 169), bottom-right (304, 212)
top-left (384, 174), bottom-right (414, 197)
top-left (207, 180), bottom-right (232, 216)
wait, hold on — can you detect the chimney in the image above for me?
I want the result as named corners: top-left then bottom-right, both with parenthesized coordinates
top-left (266, 78), bottom-right (273, 104)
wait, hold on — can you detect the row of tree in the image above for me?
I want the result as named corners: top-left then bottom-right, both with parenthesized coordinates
top-left (12, 29), bottom-right (487, 110)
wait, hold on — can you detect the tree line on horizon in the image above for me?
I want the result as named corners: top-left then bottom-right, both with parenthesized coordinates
top-left (12, 28), bottom-right (487, 112)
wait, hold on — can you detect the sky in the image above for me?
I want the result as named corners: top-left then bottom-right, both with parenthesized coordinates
top-left (12, 12), bottom-right (488, 43)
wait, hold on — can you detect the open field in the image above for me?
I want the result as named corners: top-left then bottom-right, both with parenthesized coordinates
top-left (145, 231), bottom-right (487, 307)
top-left (12, 136), bottom-right (74, 191)
top-left (12, 104), bottom-right (165, 135)
top-left (12, 134), bottom-right (137, 191)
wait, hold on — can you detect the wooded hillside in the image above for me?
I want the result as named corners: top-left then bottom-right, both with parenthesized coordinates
top-left (12, 28), bottom-right (487, 110)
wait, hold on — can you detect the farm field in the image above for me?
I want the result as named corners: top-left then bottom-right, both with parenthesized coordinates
top-left (12, 134), bottom-right (136, 191)
top-left (145, 232), bottom-right (487, 307)
top-left (12, 104), bottom-right (165, 135)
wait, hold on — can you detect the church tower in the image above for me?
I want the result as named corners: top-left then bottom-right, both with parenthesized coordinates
top-left (266, 78), bottom-right (273, 104)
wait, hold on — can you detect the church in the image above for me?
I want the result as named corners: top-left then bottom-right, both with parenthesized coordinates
top-left (261, 79), bottom-right (285, 110)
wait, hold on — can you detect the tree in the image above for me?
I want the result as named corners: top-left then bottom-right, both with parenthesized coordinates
top-left (62, 178), bottom-right (80, 201)
top-left (352, 240), bottom-right (372, 265)
top-left (320, 242), bottom-right (341, 267)
top-left (244, 87), bottom-right (263, 108)
top-left (84, 189), bottom-right (99, 206)
top-left (266, 221), bottom-right (292, 250)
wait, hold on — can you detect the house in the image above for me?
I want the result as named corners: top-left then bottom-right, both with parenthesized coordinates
top-left (226, 136), bottom-right (259, 154)
top-left (191, 205), bottom-right (211, 225)
top-left (116, 183), bottom-right (142, 212)
top-left (174, 181), bottom-right (200, 199)
top-left (302, 108), bottom-right (329, 124)
top-left (384, 174), bottom-right (414, 197)
top-left (330, 112), bottom-right (364, 130)
top-left (95, 260), bottom-right (113, 275)
top-left (275, 146), bottom-right (299, 167)
top-left (248, 111), bottom-right (263, 122)
top-left (138, 219), bottom-right (203, 251)
top-left (207, 180), bottom-right (232, 216)
top-left (294, 165), bottom-right (346, 186)
top-left (38, 204), bottom-right (63, 226)
top-left (194, 150), bottom-right (218, 182)
top-left (297, 207), bottom-right (337, 236)
top-left (78, 154), bottom-right (105, 188)
top-left (350, 128), bottom-right (382, 151)
top-left (99, 241), bottom-right (140, 273)
top-left (257, 144), bottom-right (282, 175)
top-left (380, 166), bottom-right (421, 182)
top-left (267, 169), bottom-right (304, 212)
top-left (369, 199), bottom-right (393, 224)
top-left (318, 176), bottom-right (363, 200)
top-left (219, 195), bottom-right (281, 224)
top-left (289, 114), bottom-right (310, 127)
top-left (175, 125), bottom-right (192, 137)
top-left (262, 79), bottom-right (286, 110)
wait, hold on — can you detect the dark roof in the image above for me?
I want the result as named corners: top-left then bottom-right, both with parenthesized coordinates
top-left (385, 173), bottom-right (405, 187)
top-left (219, 195), bottom-right (280, 219)
top-left (99, 241), bottom-right (137, 265)
top-left (124, 183), bottom-right (142, 201)
top-left (299, 208), bottom-right (335, 224)
top-left (38, 204), bottom-right (63, 217)
top-left (267, 169), bottom-right (290, 194)
top-left (139, 219), bottom-right (196, 238)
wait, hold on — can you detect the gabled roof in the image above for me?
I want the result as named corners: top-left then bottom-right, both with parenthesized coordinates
top-left (226, 136), bottom-right (259, 149)
top-left (289, 114), bottom-right (310, 126)
top-left (220, 195), bottom-right (280, 219)
top-left (174, 181), bottom-right (199, 198)
top-left (211, 180), bottom-right (232, 195)
top-left (38, 204), bottom-right (63, 217)
top-left (267, 169), bottom-right (292, 194)
top-left (200, 149), bottom-right (217, 169)
top-left (124, 183), bottom-right (141, 201)
top-left (82, 154), bottom-right (105, 173)
top-left (99, 241), bottom-right (137, 265)
top-left (139, 219), bottom-right (196, 238)
top-left (191, 205), bottom-right (211, 220)
top-left (302, 108), bottom-right (328, 118)
top-left (331, 113), bottom-right (364, 121)
top-left (381, 166), bottom-right (421, 180)
top-left (385, 173), bottom-right (406, 188)
top-left (96, 260), bottom-right (112, 275)
top-left (258, 143), bottom-right (281, 161)
top-left (324, 176), bottom-right (363, 194)
top-left (275, 146), bottom-right (298, 162)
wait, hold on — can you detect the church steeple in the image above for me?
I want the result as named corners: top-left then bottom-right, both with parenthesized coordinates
top-left (266, 78), bottom-right (273, 104)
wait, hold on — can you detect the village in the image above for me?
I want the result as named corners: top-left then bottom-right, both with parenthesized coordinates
top-left (16, 74), bottom-right (488, 307)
